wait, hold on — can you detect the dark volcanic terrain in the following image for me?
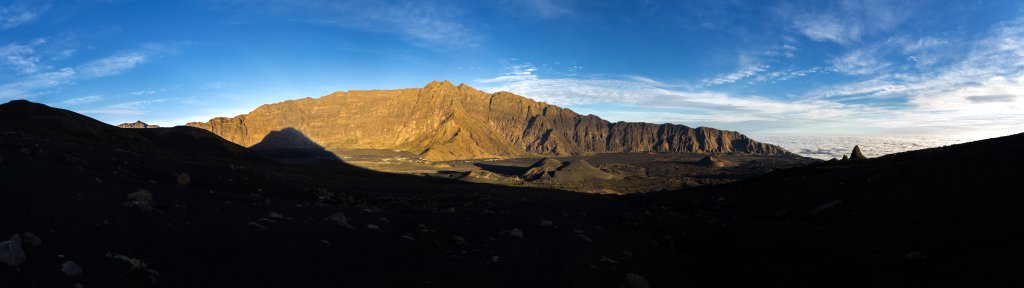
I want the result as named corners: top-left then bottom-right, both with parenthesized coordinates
top-left (3, 100), bottom-right (1023, 287)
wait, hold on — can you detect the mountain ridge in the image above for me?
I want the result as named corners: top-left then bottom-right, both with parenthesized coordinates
top-left (187, 81), bottom-right (791, 161)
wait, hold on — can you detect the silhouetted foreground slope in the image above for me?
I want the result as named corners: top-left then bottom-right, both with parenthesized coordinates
top-left (2, 100), bottom-right (1021, 287)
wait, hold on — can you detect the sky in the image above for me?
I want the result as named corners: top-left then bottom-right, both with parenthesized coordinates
top-left (2, 0), bottom-right (1023, 139)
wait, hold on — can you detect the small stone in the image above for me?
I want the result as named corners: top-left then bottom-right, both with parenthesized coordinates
top-left (451, 235), bottom-right (467, 245)
top-left (268, 212), bottom-right (284, 219)
top-left (811, 200), bottom-right (843, 215)
top-left (622, 250), bottom-right (634, 258)
top-left (539, 220), bottom-right (553, 227)
top-left (502, 228), bottom-right (524, 238)
top-left (366, 224), bottom-right (380, 230)
top-left (75, 283), bottom-right (84, 288)
top-left (401, 235), bottom-right (415, 241)
top-left (176, 173), bottom-right (191, 186)
top-left (61, 261), bottom-right (83, 276)
top-left (247, 222), bottom-right (267, 230)
top-left (620, 273), bottom-right (650, 288)
top-left (123, 189), bottom-right (156, 211)
top-left (491, 256), bottom-right (500, 263)
top-left (326, 212), bottom-right (354, 229)
top-left (905, 251), bottom-right (926, 260)
top-left (378, 217), bottom-right (390, 223)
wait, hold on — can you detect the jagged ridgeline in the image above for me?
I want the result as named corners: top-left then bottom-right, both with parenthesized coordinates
top-left (187, 81), bottom-right (791, 161)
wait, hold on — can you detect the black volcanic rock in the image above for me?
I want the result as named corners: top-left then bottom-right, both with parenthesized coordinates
top-left (850, 145), bottom-right (867, 160)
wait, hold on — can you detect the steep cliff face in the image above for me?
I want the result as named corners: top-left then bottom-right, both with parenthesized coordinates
top-left (187, 81), bottom-right (790, 161)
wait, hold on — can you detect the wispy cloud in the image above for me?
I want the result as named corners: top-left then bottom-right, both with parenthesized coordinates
top-left (77, 52), bottom-right (147, 78)
top-left (830, 47), bottom-right (889, 75)
top-left (802, 18), bottom-right (1024, 136)
top-left (475, 19), bottom-right (1024, 138)
top-left (0, 0), bottom-right (49, 30)
top-left (701, 64), bottom-right (769, 86)
top-left (474, 65), bottom-right (864, 130)
top-left (63, 95), bottom-right (102, 105)
top-left (499, 0), bottom-right (573, 19)
top-left (793, 15), bottom-right (857, 44)
top-left (79, 98), bottom-right (167, 116)
top-left (476, 64), bottom-right (539, 83)
top-left (785, 0), bottom-right (911, 45)
top-left (0, 38), bottom-right (46, 75)
top-left (210, 0), bottom-right (481, 49)
top-left (0, 42), bottom-right (175, 101)
top-left (0, 68), bottom-right (75, 99)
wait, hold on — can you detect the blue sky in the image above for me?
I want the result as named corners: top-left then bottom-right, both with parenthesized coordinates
top-left (2, 0), bottom-right (1023, 138)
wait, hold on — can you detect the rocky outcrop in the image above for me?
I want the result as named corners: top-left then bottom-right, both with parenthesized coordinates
top-left (850, 145), bottom-right (867, 160)
top-left (117, 121), bottom-right (159, 129)
top-left (187, 81), bottom-right (791, 161)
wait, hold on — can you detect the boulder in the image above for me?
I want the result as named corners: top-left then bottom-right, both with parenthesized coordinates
top-left (0, 239), bottom-right (26, 266)
top-left (61, 261), bottom-right (83, 276)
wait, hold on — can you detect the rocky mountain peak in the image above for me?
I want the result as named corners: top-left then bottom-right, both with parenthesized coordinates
top-left (850, 145), bottom-right (867, 160)
top-left (187, 81), bottom-right (792, 161)
top-left (117, 121), bottom-right (160, 129)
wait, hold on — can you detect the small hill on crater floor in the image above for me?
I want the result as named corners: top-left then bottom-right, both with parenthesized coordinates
top-left (521, 157), bottom-right (620, 183)
top-left (697, 155), bottom-right (729, 168)
top-left (521, 157), bottom-right (564, 180)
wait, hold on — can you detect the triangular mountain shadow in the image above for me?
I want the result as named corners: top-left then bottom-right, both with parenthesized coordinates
top-left (250, 127), bottom-right (345, 165)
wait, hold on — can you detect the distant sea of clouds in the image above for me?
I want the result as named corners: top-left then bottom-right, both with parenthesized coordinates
top-left (752, 134), bottom-right (990, 160)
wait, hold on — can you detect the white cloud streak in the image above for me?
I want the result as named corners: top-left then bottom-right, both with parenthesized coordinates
top-left (788, 0), bottom-right (911, 45)
top-left (211, 0), bottom-right (481, 49)
top-left (63, 95), bottom-right (102, 105)
top-left (1, 41), bottom-right (169, 101)
top-left (0, 68), bottom-right (75, 99)
top-left (77, 53), bottom-right (147, 78)
top-left (701, 64), bottom-right (769, 86)
top-left (473, 17), bottom-right (1024, 138)
top-left (79, 98), bottom-right (167, 116)
top-left (0, 39), bottom-right (46, 75)
top-left (0, 1), bottom-right (49, 30)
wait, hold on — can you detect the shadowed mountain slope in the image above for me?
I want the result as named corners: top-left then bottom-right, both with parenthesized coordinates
top-left (3, 100), bottom-right (1022, 287)
top-left (187, 81), bottom-right (790, 161)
